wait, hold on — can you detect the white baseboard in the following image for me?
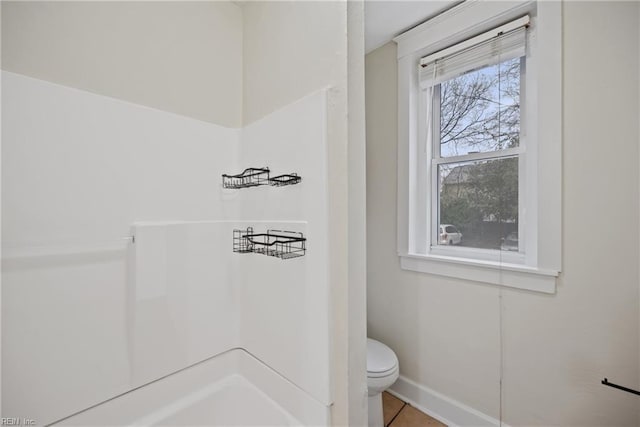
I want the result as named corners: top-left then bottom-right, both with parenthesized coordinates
top-left (388, 375), bottom-right (508, 427)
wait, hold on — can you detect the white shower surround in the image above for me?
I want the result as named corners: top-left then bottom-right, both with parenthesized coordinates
top-left (58, 349), bottom-right (327, 426)
top-left (2, 71), bottom-right (331, 425)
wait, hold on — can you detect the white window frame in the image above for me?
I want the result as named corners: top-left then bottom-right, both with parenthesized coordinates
top-left (394, 0), bottom-right (561, 294)
top-left (425, 21), bottom-right (527, 264)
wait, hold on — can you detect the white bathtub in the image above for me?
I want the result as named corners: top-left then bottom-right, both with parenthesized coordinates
top-left (56, 349), bottom-right (330, 426)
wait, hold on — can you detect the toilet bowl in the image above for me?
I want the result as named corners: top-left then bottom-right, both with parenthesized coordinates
top-left (367, 338), bottom-right (399, 427)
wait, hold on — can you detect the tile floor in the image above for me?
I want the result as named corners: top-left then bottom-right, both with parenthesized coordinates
top-left (382, 392), bottom-right (447, 427)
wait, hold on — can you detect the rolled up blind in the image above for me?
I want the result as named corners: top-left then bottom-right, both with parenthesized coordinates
top-left (420, 17), bottom-right (529, 88)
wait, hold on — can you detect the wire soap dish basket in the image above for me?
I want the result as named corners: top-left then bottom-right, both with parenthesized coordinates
top-left (233, 227), bottom-right (306, 260)
top-left (222, 168), bottom-right (302, 189)
top-left (269, 173), bottom-right (301, 187)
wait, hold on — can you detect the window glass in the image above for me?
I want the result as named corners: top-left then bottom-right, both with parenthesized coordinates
top-left (501, 232), bottom-right (519, 252)
top-left (439, 58), bottom-right (521, 157)
top-left (437, 157), bottom-right (518, 250)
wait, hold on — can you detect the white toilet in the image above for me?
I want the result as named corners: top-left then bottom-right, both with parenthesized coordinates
top-left (367, 338), bottom-right (399, 427)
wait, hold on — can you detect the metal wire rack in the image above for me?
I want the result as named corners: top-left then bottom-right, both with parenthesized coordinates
top-left (222, 168), bottom-right (301, 189)
top-left (269, 173), bottom-right (301, 187)
top-left (222, 167), bottom-right (271, 189)
top-left (233, 227), bottom-right (306, 259)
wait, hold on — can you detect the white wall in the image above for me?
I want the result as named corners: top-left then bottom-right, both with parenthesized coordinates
top-left (1, 1), bottom-right (243, 127)
top-left (241, 1), bottom-right (346, 126)
top-left (366, 2), bottom-right (640, 425)
top-left (347, 2), bottom-right (368, 426)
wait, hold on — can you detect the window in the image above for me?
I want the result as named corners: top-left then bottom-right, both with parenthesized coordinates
top-left (423, 20), bottom-right (527, 264)
top-left (394, 1), bottom-right (561, 293)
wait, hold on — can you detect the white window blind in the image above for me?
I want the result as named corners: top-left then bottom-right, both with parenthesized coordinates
top-left (419, 17), bottom-right (529, 88)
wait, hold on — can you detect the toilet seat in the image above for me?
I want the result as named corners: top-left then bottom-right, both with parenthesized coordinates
top-left (367, 338), bottom-right (398, 378)
top-left (367, 365), bottom-right (399, 379)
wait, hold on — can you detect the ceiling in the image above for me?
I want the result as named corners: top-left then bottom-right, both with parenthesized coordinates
top-left (364, 0), bottom-right (459, 53)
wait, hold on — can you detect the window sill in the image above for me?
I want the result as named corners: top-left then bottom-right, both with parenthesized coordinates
top-left (399, 253), bottom-right (558, 294)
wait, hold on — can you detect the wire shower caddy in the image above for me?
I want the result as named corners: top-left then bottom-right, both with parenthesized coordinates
top-left (233, 227), bottom-right (306, 260)
top-left (222, 167), bottom-right (301, 189)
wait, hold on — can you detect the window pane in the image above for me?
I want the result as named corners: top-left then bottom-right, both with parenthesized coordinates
top-left (438, 157), bottom-right (518, 250)
top-left (438, 57), bottom-right (521, 157)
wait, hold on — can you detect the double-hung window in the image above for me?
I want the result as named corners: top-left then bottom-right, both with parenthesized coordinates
top-left (395, 2), bottom-right (562, 293)
top-left (422, 19), bottom-right (528, 264)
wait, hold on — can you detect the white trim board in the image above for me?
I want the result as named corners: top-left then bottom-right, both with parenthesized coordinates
top-left (400, 254), bottom-right (557, 294)
top-left (388, 375), bottom-right (510, 427)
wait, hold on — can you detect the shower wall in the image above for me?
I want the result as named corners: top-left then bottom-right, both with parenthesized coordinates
top-left (2, 76), bottom-right (337, 424)
top-left (2, 79), bottom-right (335, 426)
top-left (1, 70), bottom-right (241, 424)
top-left (238, 91), bottom-right (331, 405)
